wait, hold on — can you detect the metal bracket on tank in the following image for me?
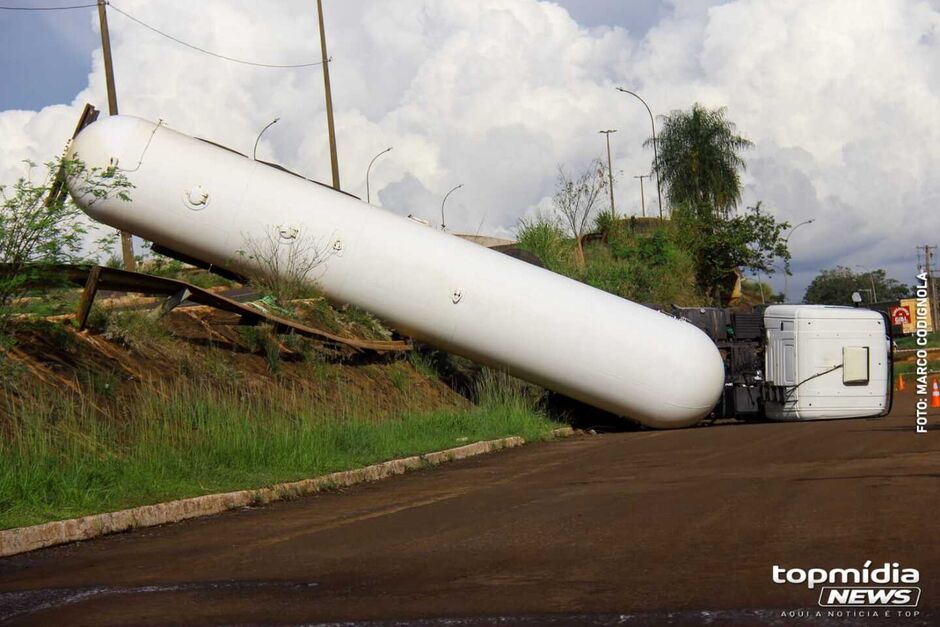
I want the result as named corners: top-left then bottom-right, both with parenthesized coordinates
top-left (277, 227), bottom-right (299, 244)
top-left (72, 103), bottom-right (100, 139)
top-left (452, 289), bottom-right (462, 304)
top-left (328, 236), bottom-right (345, 258)
top-left (183, 185), bottom-right (210, 210)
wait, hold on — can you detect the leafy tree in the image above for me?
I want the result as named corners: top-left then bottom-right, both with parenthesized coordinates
top-left (0, 157), bottom-right (130, 328)
top-left (672, 201), bottom-right (790, 305)
top-left (803, 266), bottom-right (911, 305)
top-left (740, 277), bottom-right (783, 305)
top-left (641, 103), bottom-right (788, 303)
top-left (648, 103), bottom-right (753, 216)
top-left (552, 160), bottom-right (608, 268)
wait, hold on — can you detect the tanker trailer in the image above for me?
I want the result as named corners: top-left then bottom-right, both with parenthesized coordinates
top-left (65, 114), bottom-right (724, 429)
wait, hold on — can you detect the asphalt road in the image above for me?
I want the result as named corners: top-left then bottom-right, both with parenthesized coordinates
top-left (1, 389), bottom-right (937, 626)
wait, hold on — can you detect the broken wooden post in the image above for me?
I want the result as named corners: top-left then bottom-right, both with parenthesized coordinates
top-left (75, 265), bottom-right (102, 331)
top-left (150, 287), bottom-right (192, 320)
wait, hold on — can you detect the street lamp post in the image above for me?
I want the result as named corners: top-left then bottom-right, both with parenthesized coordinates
top-left (440, 184), bottom-right (463, 231)
top-left (755, 270), bottom-right (766, 305)
top-left (366, 146), bottom-right (392, 204)
top-left (599, 130), bottom-right (617, 217)
top-left (854, 264), bottom-right (878, 303)
top-left (783, 218), bottom-right (815, 303)
top-left (253, 118), bottom-right (280, 160)
top-left (615, 87), bottom-right (663, 220)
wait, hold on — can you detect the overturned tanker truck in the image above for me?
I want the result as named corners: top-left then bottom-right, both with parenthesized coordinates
top-left (66, 115), bottom-right (892, 428)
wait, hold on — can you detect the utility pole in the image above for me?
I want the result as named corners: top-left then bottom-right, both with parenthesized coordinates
top-left (924, 245), bottom-right (938, 332)
top-left (599, 130), bottom-right (617, 217)
top-left (97, 0), bottom-right (135, 271)
top-left (634, 174), bottom-right (649, 217)
top-left (316, 0), bottom-right (340, 191)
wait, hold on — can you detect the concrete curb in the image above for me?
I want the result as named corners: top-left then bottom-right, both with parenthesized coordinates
top-left (0, 427), bottom-right (575, 558)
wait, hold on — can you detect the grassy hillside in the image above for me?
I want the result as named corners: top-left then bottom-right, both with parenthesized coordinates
top-left (515, 213), bottom-right (787, 308)
top-left (0, 291), bottom-right (557, 529)
top-left (516, 214), bottom-right (702, 306)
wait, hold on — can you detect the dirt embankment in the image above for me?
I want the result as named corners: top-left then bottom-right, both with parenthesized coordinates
top-left (1, 297), bottom-right (465, 419)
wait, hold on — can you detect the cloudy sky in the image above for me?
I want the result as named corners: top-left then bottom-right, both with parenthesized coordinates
top-left (1, 0), bottom-right (938, 300)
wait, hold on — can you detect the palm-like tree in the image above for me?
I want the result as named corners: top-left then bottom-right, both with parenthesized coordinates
top-left (646, 104), bottom-right (753, 216)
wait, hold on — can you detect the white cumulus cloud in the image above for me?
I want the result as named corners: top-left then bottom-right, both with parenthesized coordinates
top-left (0, 0), bottom-right (937, 298)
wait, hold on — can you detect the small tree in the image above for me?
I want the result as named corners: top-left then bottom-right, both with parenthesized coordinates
top-left (673, 201), bottom-right (790, 305)
top-left (740, 277), bottom-right (783, 305)
top-left (236, 225), bottom-right (332, 302)
top-left (803, 266), bottom-right (911, 305)
top-left (0, 157), bottom-right (130, 327)
top-left (553, 160), bottom-right (608, 268)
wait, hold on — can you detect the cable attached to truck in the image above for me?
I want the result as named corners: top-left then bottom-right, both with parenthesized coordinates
top-left (784, 364), bottom-right (844, 401)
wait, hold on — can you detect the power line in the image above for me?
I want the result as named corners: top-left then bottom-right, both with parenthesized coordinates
top-left (107, 3), bottom-right (326, 69)
top-left (1, 2), bottom-right (327, 69)
top-left (0, 3), bottom-right (97, 9)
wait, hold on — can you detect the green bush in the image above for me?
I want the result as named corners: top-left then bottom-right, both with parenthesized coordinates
top-left (239, 324), bottom-right (282, 373)
top-left (516, 213), bottom-right (570, 273)
top-left (104, 311), bottom-right (170, 352)
top-left (593, 208), bottom-right (617, 237)
top-left (474, 367), bottom-right (543, 414)
top-left (516, 209), bottom-right (700, 305)
top-left (142, 257), bottom-right (185, 278)
top-left (389, 366), bottom-right (409, 392)
top-left (408, 351), bottom-right (439, 379)
top-left (0, 157), bottom-right (130, 333)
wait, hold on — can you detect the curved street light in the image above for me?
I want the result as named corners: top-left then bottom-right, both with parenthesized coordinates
top-left (615, 87), bottom-right (663, 219)
top-left (440, 184), bottom-right (463, 231)
top-left (252, 117), bottom-right (280, 161)
top-left (366, 146), bottom-right (393, 204)
top-left (783, 218), bottom-right (815, 303)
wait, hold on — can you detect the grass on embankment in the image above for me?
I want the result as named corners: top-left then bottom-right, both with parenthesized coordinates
top-left (894, 359), bottom-right (940, 376)
top-left (0, 371), bottom-right (556, 530)
top-left (895, 331), bottom-right (940, 351)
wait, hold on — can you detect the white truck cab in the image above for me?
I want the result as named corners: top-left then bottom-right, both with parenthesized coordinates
top-left (763, 305), bottom-right (892, 421)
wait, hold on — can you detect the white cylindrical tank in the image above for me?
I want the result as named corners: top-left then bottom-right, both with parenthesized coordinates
top-left (67, 115), bottom-right (725, 428)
